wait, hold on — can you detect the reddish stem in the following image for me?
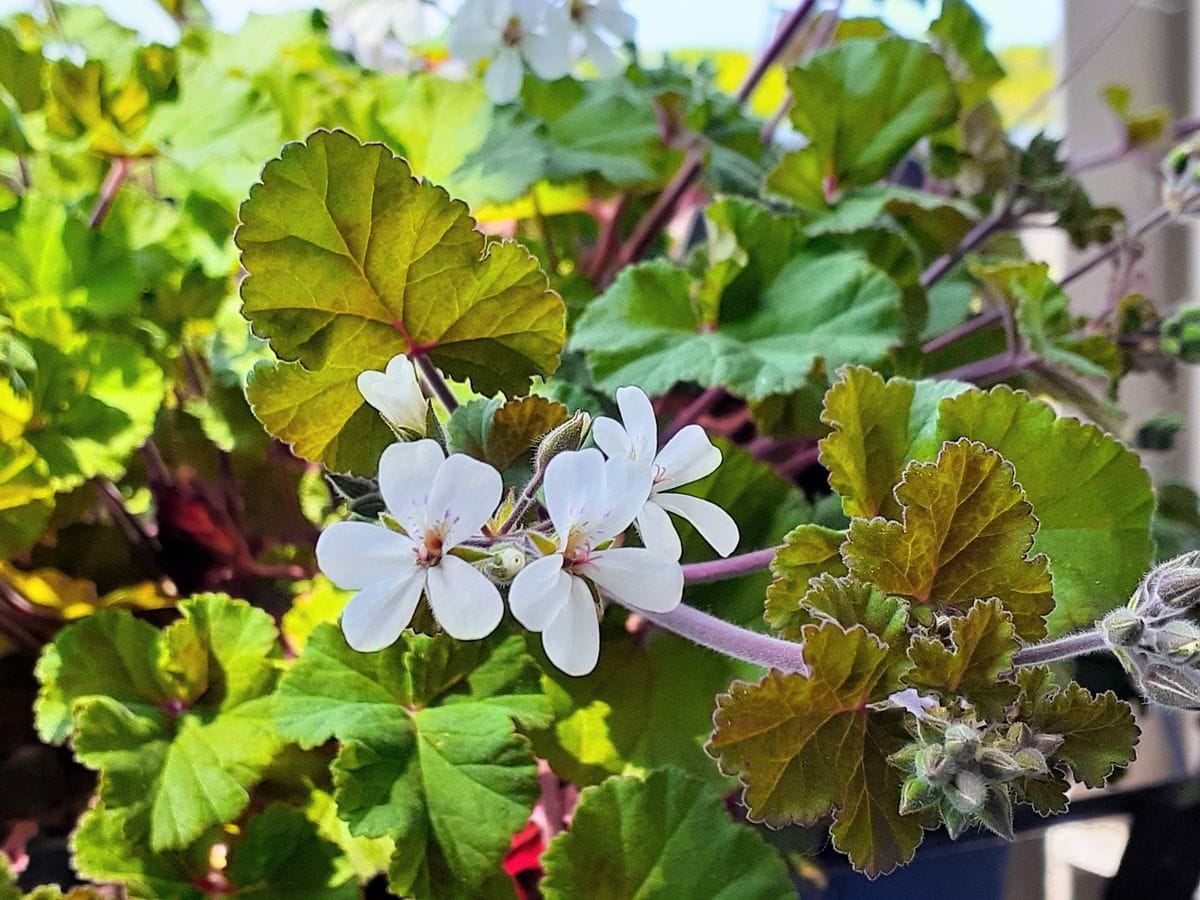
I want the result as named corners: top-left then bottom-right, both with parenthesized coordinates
top-left (88, 157), bottom-right (133, 229)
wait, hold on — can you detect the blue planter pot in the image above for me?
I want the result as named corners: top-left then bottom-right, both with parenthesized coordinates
top-left (811, 838), bottom-right (1010, 900)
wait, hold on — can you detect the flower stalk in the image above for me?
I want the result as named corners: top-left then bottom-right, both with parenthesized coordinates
top-left (682, 547), bottom-right (779, 584)
top-left (632, 600), bottom-right (809, 674)
top-left (1009, 629), bottom-right (1110, 668)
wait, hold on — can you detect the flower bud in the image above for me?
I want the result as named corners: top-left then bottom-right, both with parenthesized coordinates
top-left (943, 723), bottom-right (981, 767)
top-left (899, 777), bottom-right (941, 816)
top-left (1101, 608), bottom-right (1144, 647)
top-left (976, 747), bottom-right (1024, 782)
top-left (1152, 620), bottom-right (1200, 663)
top-left (946, 771), bottom-right (987, 815)
top-left (482, 545), bottom-right (527, 583)
top-left (1139, 664), bottom-right (1200, 709)
top-left (976, 787), bottom-right (1015, 842)
top-left (1151, 555), bottom-right (1200, 609)
top-left (533, 410), bottom-right (592, 473)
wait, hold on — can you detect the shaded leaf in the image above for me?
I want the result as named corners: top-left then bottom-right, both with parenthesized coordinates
top-left (540, 768), bottom-right (793, 900)
top-left (708, 622), bottom-right (924, 876)
top-left (843, 439), bottom-right (1053, 640)
top-left (906, 598), bottom-right (1019, 714)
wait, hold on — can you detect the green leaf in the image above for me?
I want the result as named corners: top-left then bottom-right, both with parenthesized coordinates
top-left (1101, 84), bottom-right (1169, 148)
top-left (530, 629), bottom-right (753, 788)
top-left (772, 573), bottom-right (910, 647)
top-left (818, 366), bottom-right (969, 519)
top-left (245, 334), bottom-right (398, 475)
top-left (929, 0), bottom-right (1006, 108)
top-left (937, 386), bottom-right (1154, 636)
top-left (540, 768), bottom-right (793, 900)
top-left (769, 37), bottom-right (958, 204)
top-left (227, 804), bottom-right (359, 898)
top-left (843, 438), bottom-right (1053, 640)
top-left (0, 26), bottom-right (44, 114)
top-left (35, 596), bottom-right (282, 851)
top-left (764, 524), bottom-right (849, 634)
top-left (571, 251), bottom-right (902, 401)
top-left (708, 622), bottom-right (924, 876)
top-left (236, 129), bottom-right (565, 395)
top-left (970, 261), bottom-right (1114, 378)
top-left (274, 625), bottom-right (550, 898)
top-left (1016, 669), bottom-right (1139, 789)
top-left (447, 394), bottom-right (568, 471)
top-left (906, 598), bottom-right (1018, 714)
top-left (72, 802), bottom-right (355, 900)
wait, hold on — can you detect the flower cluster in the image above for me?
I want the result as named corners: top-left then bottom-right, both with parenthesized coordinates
top-left (326, 0), bottom-right (450, 71)
top-left (448, 0), bottom-right (636, 103)
top-left (316, 355), bottom-right (738, 674)
top-left (1101, 551), bottom-right (1200, 707)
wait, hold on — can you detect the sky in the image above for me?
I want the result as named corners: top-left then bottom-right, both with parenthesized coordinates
top-left (0, 0), bottom-right (1064, 50)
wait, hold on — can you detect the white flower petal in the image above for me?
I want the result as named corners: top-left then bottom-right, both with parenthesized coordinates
top-left (653, 424), bottom-right (721, 491)
top-left (378, 439), bottom-right (446, 537)
top-left (580, 30), bottom-right (623, 76)
top-left (655, 493), bottom-right (740, 558)
top-left (614, 385), bottom-right (658, 464)
top-left (636, 501), bottom-right (682, 560)
top-left (581, 546), bottom-right (683, 613)
top-left (484, 46), bottom-right (524, 103)
top-left (541, 575), bottom-right (601, 676)
top-left (357, 354), bottom-right (427, 434)
top-left (592, 453), bottom-right (651, 542)
top-left (340, 568), bottom-right (426, 652)
top-left (543, 448), bottom-right (606, 539)
top-left (425, 554), bottom-right (504, 640)
top-left (316, 521), bottom-right (416, 589)
top-left (508, 553), bottom-right (571, 631)
top-left (426, 453), bottom-right (503, 547)
top-left (522, 30), bottom-right (573, 80)
top-left (592, 2), bottom-right (636, 41)
top-left (590, 416), bottom-right (632, 460)
top-left (446, 0), bottom-right (500, 63)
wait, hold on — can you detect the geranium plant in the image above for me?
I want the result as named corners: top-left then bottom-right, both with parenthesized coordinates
top-left (3, 0), bottom-right (1200, 896)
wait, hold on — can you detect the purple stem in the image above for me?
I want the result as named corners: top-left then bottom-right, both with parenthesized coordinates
top-left (1011, 629), bottom-right (1109, 668)
top-left (934, 350), bottom-right (1037, 385)
top-left (682, 547), bottom-right (779, 584)
top-left (633, 601), bottom-right (808, 674)
top-left (919, 196), bottom-right (1014, 290)
top-left (660, 387), bottom-right (723, 444)
top-left (414, 354), bottom-right (459, 412)
top-left (88, 157), bottom-right (132, 230)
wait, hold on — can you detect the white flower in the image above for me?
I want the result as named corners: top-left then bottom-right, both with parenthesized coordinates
top-left (566, 0), bottom-right (635, 76)
top-left (317, 440), bottom-right (504, 650)
top-left (326, 0), bottom-right (447, 71)
top-left (592, 386), bottom-right (739, 561)
top-left (357, 354), bottom-right (427, 436)
top-left (508, 448), bottom-right (683, 675)
top-left (448, 0), bottom-right (573, 104)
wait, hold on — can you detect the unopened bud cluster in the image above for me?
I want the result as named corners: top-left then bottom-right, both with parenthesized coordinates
top-left (1101, 551), bottom-right (1200, 709)
top-left (889, 713), bottom-right (1062, 841)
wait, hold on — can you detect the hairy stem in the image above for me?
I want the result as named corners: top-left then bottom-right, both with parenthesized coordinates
top-left (682, 547), bottom-right (779, 584)
top-left (1011, 629), bottom-right (1110, 668)
top-left (496, 465), bottom-right (549, 535)
top-left (88, 157), bottom-right (132, 229)
top-left (414, 354), bottom-right (459, 412)
top-left (633, 601), bottom-right (808, 674)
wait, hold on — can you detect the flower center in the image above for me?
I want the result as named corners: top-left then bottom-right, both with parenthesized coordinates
top-left (569, 0), bottom-right (588, 23)
top-left (562, 528), bottom-right (593, 568)
top-left (502, 15), bottom-right (523, 46)
top-left (415, 529), bottom-right (444, 567)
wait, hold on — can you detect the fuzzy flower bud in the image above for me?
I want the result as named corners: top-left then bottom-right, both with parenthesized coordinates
top-left (533, 410), bottom-right (592, 473)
